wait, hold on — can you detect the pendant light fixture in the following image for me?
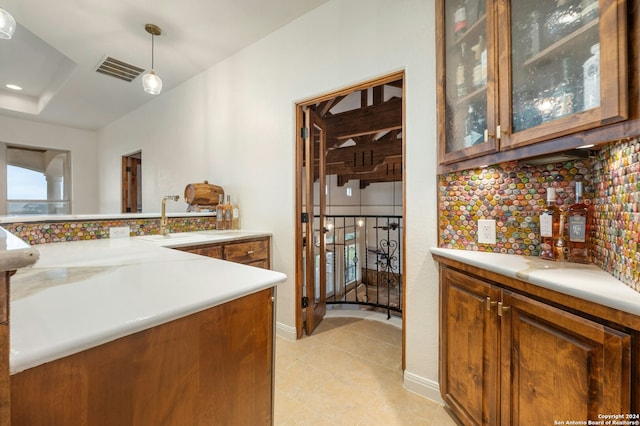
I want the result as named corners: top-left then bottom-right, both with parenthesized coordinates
top-left (142, 24), bottom-right (162, 95)
top-left (0, 6), bottom-right (16, 39)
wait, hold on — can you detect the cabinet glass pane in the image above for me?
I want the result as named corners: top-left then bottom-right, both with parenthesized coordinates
top-left (444, 0), bottom-right (488, 154)
top-left (510, 0), bottom-right (600, 133)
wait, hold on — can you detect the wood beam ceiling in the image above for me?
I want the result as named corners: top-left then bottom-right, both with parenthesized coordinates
top-left (310, 79), bottom-right (403, 186)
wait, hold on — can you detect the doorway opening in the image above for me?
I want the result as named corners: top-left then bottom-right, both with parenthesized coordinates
top-left (122, 151), bottom-right (142, 213)
top-left (295, 71), bottom-right (405, 366)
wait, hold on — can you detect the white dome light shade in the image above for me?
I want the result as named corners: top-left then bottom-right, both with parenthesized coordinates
top-left (0, 7), bottom-right (16, 39)
top-left (142, 70), bottom-right (162, 95)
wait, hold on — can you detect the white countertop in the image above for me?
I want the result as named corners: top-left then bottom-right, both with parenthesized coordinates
top-left (0, 227), bottom-right (39, 272)
top-left (430, 247), bottom-right (640, 318)
top-left (10, 232), bottom-right (286, 374)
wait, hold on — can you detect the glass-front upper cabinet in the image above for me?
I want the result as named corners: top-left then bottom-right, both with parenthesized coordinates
top-left (498, 0), bottom-right (628, 149)
top-left (437, 0), bottom-right (499, 164)
top-left (437, 0), bottom-right (628, 165)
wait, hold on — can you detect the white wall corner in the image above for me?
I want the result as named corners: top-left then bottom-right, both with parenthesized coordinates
top-left (403, 370), bottom-right (444, 404)
top-left (275, 321), bottom-right (297, 341)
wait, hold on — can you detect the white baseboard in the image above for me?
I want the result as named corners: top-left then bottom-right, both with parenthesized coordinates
top-left (275, 321), bottom-right (297, 341)
top-left (403, 370), bottom-right (444, 404)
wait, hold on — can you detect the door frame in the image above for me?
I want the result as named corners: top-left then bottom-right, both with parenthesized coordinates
top-left (121, 151), bottom-right (142, 213)
top-left (294, 70), bottom-right (406, 367)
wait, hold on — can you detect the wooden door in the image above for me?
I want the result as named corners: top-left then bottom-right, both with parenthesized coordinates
top-left (439, 267), bottom-right (501, 426)
top-left (122, 153), bottom-right (141, 213)
top-left (500, 290), bottom-right (631, 425)
top-left (303, 108), bottom-right (327, 335)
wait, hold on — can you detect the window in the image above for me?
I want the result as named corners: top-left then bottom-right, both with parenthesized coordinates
top-left (4, 145), bottom-right (70, 215)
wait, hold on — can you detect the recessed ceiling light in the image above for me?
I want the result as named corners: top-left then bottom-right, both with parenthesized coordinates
top-left (6, 84), bottom-right (22, 91)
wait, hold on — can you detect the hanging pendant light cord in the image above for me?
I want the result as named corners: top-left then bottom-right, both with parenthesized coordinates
top-left (150, 33), bottom-right (155, 70)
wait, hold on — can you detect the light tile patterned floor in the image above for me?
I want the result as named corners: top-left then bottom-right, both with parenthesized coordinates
top-left (274, 316), bottom-right (458, 425)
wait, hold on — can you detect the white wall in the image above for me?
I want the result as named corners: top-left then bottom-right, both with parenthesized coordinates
top-left (98, 0), bottom-right (440, 401)
top-left (0, 115), bottom-right (99, 214)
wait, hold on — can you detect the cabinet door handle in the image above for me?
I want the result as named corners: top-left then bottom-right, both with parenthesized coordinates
top-left (484, 129), bottom-right (494, 142)
top-left (247, 250), bottom-right (254, 255)
top-left (486, 297), bottom-right (498, 311)
top-left (496, 125), bottom-right (510, 139)
top-left (498, 302), bottom-right (511, 317)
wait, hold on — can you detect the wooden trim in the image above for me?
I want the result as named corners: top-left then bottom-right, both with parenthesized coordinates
top-left (401, 74), bottom-right (406, 372)
top-left (437, 118), bottom-right (640, 174)
top-left (295, 71), bottom-right (405, 108)
top-left (295, 104), bottom-right (305, 339)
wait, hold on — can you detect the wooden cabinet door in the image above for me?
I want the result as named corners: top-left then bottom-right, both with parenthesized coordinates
top-left (440, 267), bottom-right (501, 426)
top-left (436, 0), bottom-right (500, 165)
top-left (500, 290), bottom-right (631, 425)
top-left (496, 0), bottom-right (628, 150)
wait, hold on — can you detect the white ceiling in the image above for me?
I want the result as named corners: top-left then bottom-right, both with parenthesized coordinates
top-left (0, 0), bottom-right (328, 130)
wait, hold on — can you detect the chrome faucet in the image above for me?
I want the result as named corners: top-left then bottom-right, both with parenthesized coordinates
top-left (160, 195), bottom-right (180, 235)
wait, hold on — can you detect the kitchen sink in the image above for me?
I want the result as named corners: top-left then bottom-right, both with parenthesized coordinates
top-left (136, 233), bottom-right (213, 245)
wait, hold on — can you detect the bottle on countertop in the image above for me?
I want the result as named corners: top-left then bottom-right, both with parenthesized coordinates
top-left (567, 181), bottom-right (591, 263)
top-left (216, 194), bottom-right (225, 230)
top-left (232, 198), bottom-right (240, 230)
top-left (224, 195), bottom-right (233, 230)
top-left (539, 187), bottom-right (561, 261)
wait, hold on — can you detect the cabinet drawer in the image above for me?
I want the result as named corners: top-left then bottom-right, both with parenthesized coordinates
top-left (224, 239), bottom-right (269, 267)
top-left (185, 245), bottom-right (223, 259)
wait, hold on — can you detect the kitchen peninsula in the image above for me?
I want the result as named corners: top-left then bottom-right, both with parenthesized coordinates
top-left (3, 227), bottom-right (286, 425)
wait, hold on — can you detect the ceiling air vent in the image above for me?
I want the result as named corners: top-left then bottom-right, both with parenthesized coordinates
top-left (95, 56), bottom-right (145, 82)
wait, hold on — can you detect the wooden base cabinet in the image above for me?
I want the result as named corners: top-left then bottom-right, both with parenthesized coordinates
top-left (176, 236), bottom-right (271, 269)
top-left (11, 288), bottom-right (276, 425)
top-left (440, 266), bottom-right (633, 425)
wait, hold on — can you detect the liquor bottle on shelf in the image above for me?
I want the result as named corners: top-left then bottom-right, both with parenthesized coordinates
top-left (544, 0), bottom-right (582, 44)
top-left (471, 35), bottom-right (486, 88)
top-left (527, 11), bottom-right (541, 58)
top-left (454, 0), bottom-right (467, 40)
top-left (539, 187), bottom-right (561, 261)
top-left (466, 0), bottom-right (480, 27)
top-left (224, 195), bottom-right (233, 230)
top-left (464, 104), bottom-right (483, 147)
top-left (567, 181), bottom-right (591, 263)
top-left (581, 0), bottom-right (598, 23)
top-left (552, 58), bottom-right (575, 119)
top-left (216, 194), bottom-right (225, 230)
top-left (583, 43), bottom-right (600, 110)
top-left (477, 0), bottom-right (485, 16)
top-left (456, 43), bottom-right (468, 99)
